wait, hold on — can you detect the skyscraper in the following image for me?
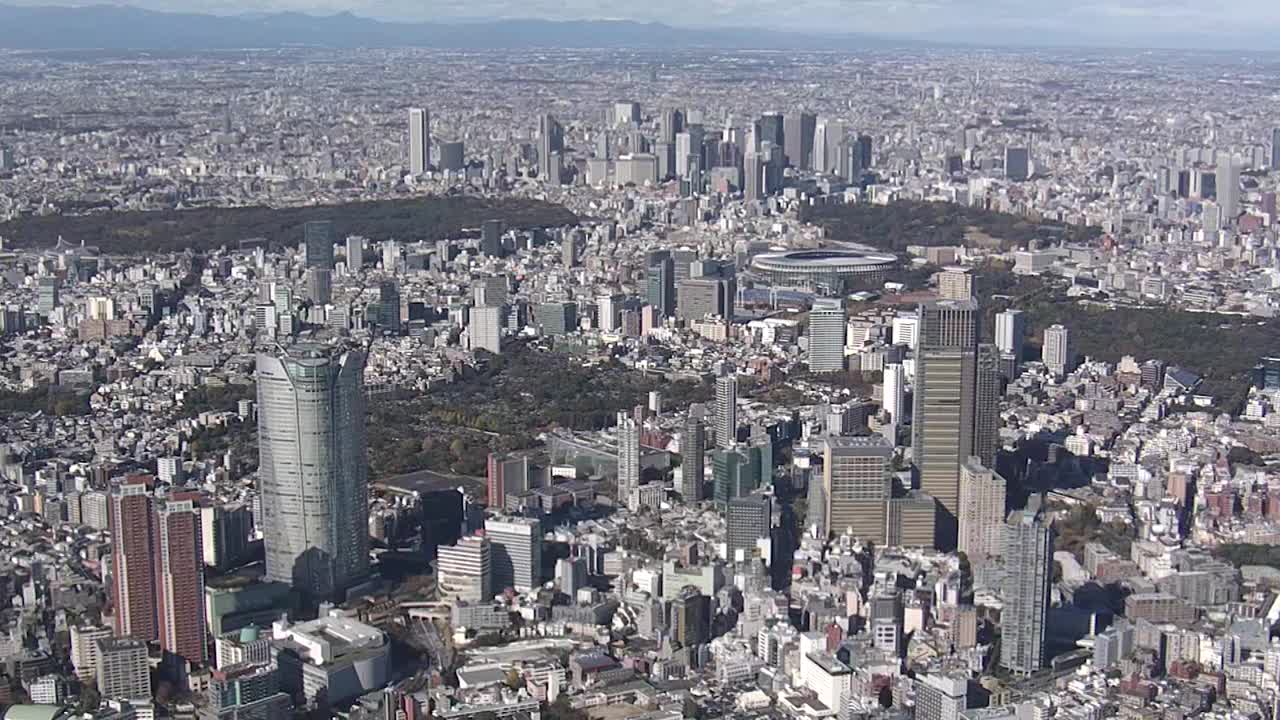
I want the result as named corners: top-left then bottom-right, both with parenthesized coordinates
top-left (538, 113), bottom-right (564, 184)
top-left (1004, 146), bottom-right (1030, 181)
top-left (469, 305), bottom-right (503, 355)
top-left (111, 478), bottom-right (158, 641)
top-left (305, 268), bottom-right (332, 305)
top-left (96, 638), bottom-right (151, 700)
top-left (882, 362), bottom-right (906, 425)
top-left (616, 411), bottom-right (641, 507)
top-left (436, 535), bottom-right (491, 602)
top-left (823, 436), bottom-right (892, 542)
top-left (715, 375), bottom-right (738, 449)
top-left (994, 310), bottom-right (1026, 363)
top-left (681, 412), bottom-right (705, 502)
top-left (756, 112), bottom-right (785, 149)
top-left (345, 236), bottom-right (363, 273)
top-left (957, 458), bottom-right (1006, 565)
top-left (485, 517), bottom-right (542, 592)
top-left (156, 494), bottom-right (207, 665)
top-left (912, 300), bottom-right (979, 548)
top-left (783, 111), bottom-right (816, 169)
top-left (743, 151), bottom-right (764, 201)
top-left (914, 674), bottom-right (969, 720)
top-left (409, 108), bottom-right (430, 175)
top-left (1042, 324), bottom-right (1072, 378)
top-left (973, 343), bottom-right (1002, 468)
top-left (672, 586), bottom-right (710, 648)
top-left (1217, 155), bottom-right (1240, 220)
top-left (726, 494), bottom-right (771, 562)
top-left (256, 344), bottom-right (370, 600)
top-left (378, 280), bottom-right (401, 333)
top-left (1001, 505), bottom-right (1054, 676)
top-left (937, 267), bottom-right (974, 301)
top-left (303, 221), bottom-right (334, 270)
top-left (1272, 128), bottom-right (1280, 170)
top-left (807, 299), bottom-right (846, 373)
top-left (646, 251), bottom-right (676, 318)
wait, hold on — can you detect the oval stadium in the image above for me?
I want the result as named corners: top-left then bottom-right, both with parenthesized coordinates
top-left (750, 249), bottom-right (897, 292)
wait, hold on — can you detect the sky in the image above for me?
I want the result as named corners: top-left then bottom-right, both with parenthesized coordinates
top-left (5, 0), bottom-right (1278, 41)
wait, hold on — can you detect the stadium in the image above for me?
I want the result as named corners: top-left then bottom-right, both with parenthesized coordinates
top-left (750, 248), bottom-right (898, 292)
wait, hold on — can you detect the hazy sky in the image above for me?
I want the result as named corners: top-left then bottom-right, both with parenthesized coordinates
top-left (8, 0), bottom-right (1279, 38)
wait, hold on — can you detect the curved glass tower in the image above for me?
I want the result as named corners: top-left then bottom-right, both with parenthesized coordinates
top-left (256, 344), bottom-right (369, 600)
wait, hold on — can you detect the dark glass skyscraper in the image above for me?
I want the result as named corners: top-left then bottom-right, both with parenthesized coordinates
top-left (646, 250), bottom-right (675, 318)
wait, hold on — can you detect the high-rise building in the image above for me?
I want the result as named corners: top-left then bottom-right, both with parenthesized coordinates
top-left (256, 345), bottom-right (370, 600)
top-left (824, 436), bottom-right (892, 542)
top-left (156, 495), bottom-right (207, 664)
top-left (807, 299), bottom-right (846, 373)
top-left (914, 674), bottom-right (969, 720)
top-left (616, 411), bottom-right (641, 507)
top-left (485, 517), bottom-right (542, 592)
top-left (973, 344), bottom-right (1002, 468)
top-left (1042, 324), bottom-right (1072, 377)
top-left (671, 586), bottom-right (710, 648)
top-left (1217, 155), bottom-right (1240, 219)
top-left (111, 478), bottom-right (158, 641)
top-left (480, 219), bottom-right (504, 257)
top-left (756, 112), bottom-right (785, 149)
top-left (378, 280), bottom-right (401, 333)
top-left (538, 114), bottom-right (564, 184)
top-left (713, 448), bottom-right (757, 508)
top-left (1004, 146), bottom-right (1030, 181)
top-left (305, 268), bottom-right (332, 305)
top-left (303, 221), bottom-right (335, 270)
top-left (937, 267), bottom-right (974, 301)
top-left (597, 294), bottom-right (622, 333)
top-left (715, 375), bottom-right (738, 449)
top-left (438, 140), bottom-right (464, 172)
top-left (205, 662), bottom-right (291, 720)
top-left (681, 412), bottom-right (705, 502)
top-left (882, 363), bottom-right (906, 425)
top-left (857, 134), bottom-right (873, 170)
top-left (36, 277), bottom-right (59, 317)
top-left (783, 111), bottom-right (816, 169)
top-left (994, 310), bottom-right (1026, 363)
top-left (743, 151), bottom-right (764, 201)
top-left (469, 305), bottom-right (503, 355)
top-left (71, 625), bottom-right (113, 683)
top-left (957, 458), bottom-right (1006, 564)
top-left (646, 250), bottom-right (676, 318)
top-left (409, 108), bottom-right (430, 175)
top-left (436, 535), bottom-right (491, 602)
top-left (200, 502), bottom-right (253, 571)
top-left (676, 277), bottom-right (729, 323)
top-left (555, 557), bottom-right (588, 597)
top-left (534, 301), bottom-right (577, 336)
top-left (726, 494), bottom-right (771, 562)
top-left (96, 637), bottom-right (151, 699)
top-left (1000, 505), bottom-right (1054, 676)
top-left (1272, 128), bottom-right (1280, 170)
top-left (345, 236), bottom-right (363, 273)
top-left (912, 300), bottom-right (979, 547)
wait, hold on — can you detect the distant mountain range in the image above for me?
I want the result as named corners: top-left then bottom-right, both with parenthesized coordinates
top-left (0, 4), bottom-right (913, 50)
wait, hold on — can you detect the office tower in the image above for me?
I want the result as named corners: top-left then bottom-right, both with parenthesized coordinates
top-left (486, 453), bottom-right (530, 508)
top-left (555, 557), bottom-right (587, 597)
top-left (1042, 324), bottom-right (1072, 377)
top-left (743, 151), bottom-right (764, 201)
top-left (156, 495), bottom-right (207, 664)
top-left (378, 280), bottom-right (401, 333)
top-left (439, 140), bottom-right (464, 172)
top-left (857, 134), bottom-right (873, 170)
top-left (677, 277), bottom-right (729, 323)
top-left (672, 586), bottom-right (710, 648)
top-left (436, 535), bottom-right (491, 602)
top-left (660, 109), bottom-right (683, 144)
top-left (612, 101), bottom-right (640, 126)
top-left (783, 111), bottom-right (816, 169)
top-left (597, 294), bottom-right (622, 333)
top-left (82, 490), bottom-right (110, 530)
top-left (1272, 128), bottom-right (1280, 170)
top-left (37, 277), bottom-right (59, 317)
top-left (1217, 156), bottom-right (1240, 219)
top-left (824, 436), bottom-right (892, 541)
top-left (937, 267), bottom-right (974, 301)
top-left (256, 345), bottom-right (370, 600)
top-left (96, 637), bottom-right (151, 699)
top-left (807, 299), bottom-right (846, 373)
top-left (912, 300), bottom-right (979, 548)
top-left (994, 310), bottom-right (1025, 362)
top-left (111, 479), bottom-right (158, 641)
top-left (973, 344), bottom-right (1001, 468)
top-left (534, 301), bottom-right (577, 336)
top-left (957, 458), bottom-right (1006, 564)
top-left (303, 221), bottom-right (334, 270)
top-left (206, 662), bottom-right (291, 720)
top-left (480, 219), bottom-right (504, 257)
top-left (1004, 146), bottom-right (1030, 181)
top-left (1000, 505), bottom-right (1054, 676)
top-left (469, 305), bottom-right (503, 355)
top-left (713, 448), bottom-right (756, 508)
top-left (646, 250), bottom-right (676, 318)
top-left (562, 234), bottom-right (578, 267)
top-left (538, 113), bottom-right (564, 184)
top-left (756, 112), bottom-right (785, 149)
top-left (882, 362), bottom-right (906, 424)
top-left (485, 517), bottom-right (542, 592)
top-left (681, 413), bottom-right (705, 501)
top-left (837, 136), bottom-right (864, 184)
top-left (726, 494), bottom-right (771, 562)
top-left (305, 268), bottom-right (331, 305)
top-left (71, 625), bottom-right (113, 682)
top-left (886, 493), bottom-right (937, 547)
top-left (200, 502), bottom-right (252, 571)
top-left (715, 375), bottom-right (738, 449)
top-left (345, 236), bottom-right (363, 272)
top-left (408, 108), bottom-right (430, 175)
top-left (616, 411), bottom-right (641, 507)
top-left (915, 674), bottom-right (969, 720)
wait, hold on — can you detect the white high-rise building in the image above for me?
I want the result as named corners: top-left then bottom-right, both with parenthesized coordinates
top-left (1217, 155), bottom-right (1240, 220)
top-left (436, 535), bottom-right (492, 602)
top-left (882, 363), bottom-right (906, 424)
top-left (469, 305), bottom-right (503, 355)
top-left (409, 108), bottom-right (431, 175)
top-left (957, 458), bottom-right (1006, 564)
top-left (994, 310), bottom-right (1025, 360)
top-left (1042, 324), bottom-right (1072, 377)
top-left (715, 375), bottom-right (738, 449)
top-left (485, 517), bottom-right (542, 592)
top-left (807, 299), bottom-right (847, 373)
top-left (71, 625), bottom-right (113, 682)
top-left (891, 312), bottom-right (919, 349)
top-left (616, 411), bottom-right (641, 506)
top-left (256, 344), bottom-right (370, 600)
top-left (915, 674), bottom-right (969, 720)
top-left (597, 294), bottom-right (622, 333)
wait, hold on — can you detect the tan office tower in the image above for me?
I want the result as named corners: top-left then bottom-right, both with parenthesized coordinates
top-left (957, 458), bottom-right (1006, 564)
top-left (912, 299), bottom-right (978, 548)
top-left (823, 436), bottom-right (892, 542)
top-left (937, 267), bottom-right (974, 301)
top-left (886, 492), bottom-right (937, 548)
